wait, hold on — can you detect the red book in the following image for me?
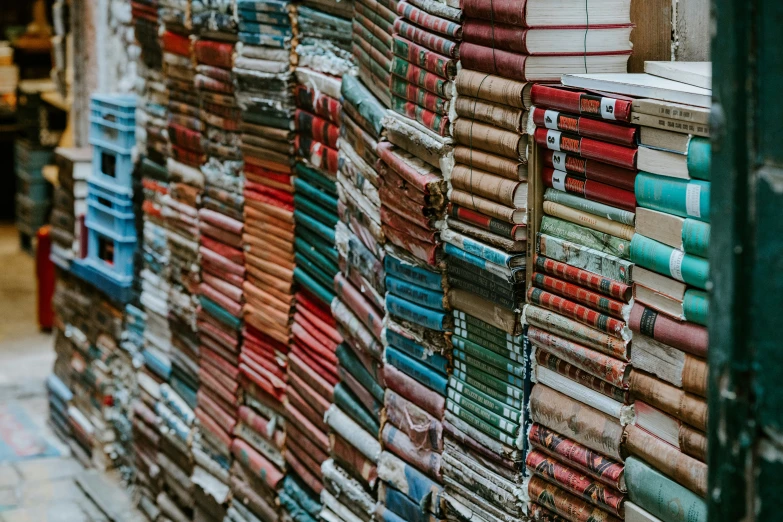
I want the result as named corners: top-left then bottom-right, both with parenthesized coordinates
top-left (448, 203), bottom-right (526, 240)
top-left (542, 167), bottom-right (637, 212)
top-left (532, 107), bottom-right (637, 146)
top-left (162, 31), bottom-right (190, 57)
top-left (534, 128), bottom-right (637, 170)
top-left (531, 84), bottom-right (633, 122)
top-left (543, 150), bottom-right (636, 192)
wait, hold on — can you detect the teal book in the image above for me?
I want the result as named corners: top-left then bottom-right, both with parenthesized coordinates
top-left (635, 173), bottom-right (711, 223)
top-left (296, 227), bottom-right (338, 264)
top-left (294, 177), bottom-right (339, 211)
top-left (630, 234), bottom-right (709, 290)
top-left (683, 289), bottom-right (708, 326)
top-left (294, 210), bottom-right (336, 244)
top-left (333, 383), bottom-right (380, 436)
top-left (293, 267), bottom-right (334, 306)
top-left (294, 237), bottom-right (339, 277)
top-left (384, 255), bottom-right (443, 291)
top-left (385, 346), bottom-right (448, 395)
top-left (336, 344), bottom-right (385, 404)
top-left (294, 253), bottom-right (334, 297)
top-left (294, 194), bottom-right (339, 229)
top-left (544, 188), bottom-right (636, 226)
top-left (387, 275), bottom-right (446, 311)
top-left (294, 162), bottom-right (337, 196)
top-left (681, 219), bottom-right (710, 258)
top-left (686, 137), bottom-right (711, 181)
top-left (341, 74), bottom-right (385, 138)
top-left (626, 457), bottom-right (707, 522)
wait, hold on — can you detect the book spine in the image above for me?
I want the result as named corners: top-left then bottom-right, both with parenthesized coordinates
top-left (635, 173), bottom-right (711, 222)
top-left (385, 391), bottom-right (443, 453)
top-left (452, 119), bottom-right (523, 161)
top-left (384, 254), bottom-right (443, 291)
top-left (334, 383), bottom-right (380, 435)
top-left (385, 346), bottom-right (449, 395)
top-left (448, 255), bottom-right (520, 290)
top-left (536, 350), bottom-right (628, 403)
top-left (393, 36), bottom-right (455, 79)
top-left (544, 150), bottom-right (637, 192)
top-left (453, 349), bottom-right (524, 388)
top-left (452, 363), bottom-right (523, 401)
top-left (442, 229), bottom-right (514, 267)
top-left (681, 219), bottom-right (710, 258)
top-left (387, 276), bottom-right (447, 312)
top-left (535, 128), bottom-right (637, 171)
top-left (459, 43), bottom-right (528, 82)
top-left (629, 234), bottom-right (709, 290)
top-left (462, 20), bottom-right (530, 54)
top-left (382, 424), bottom-right (443, 480)
top-left (384, 364), bottom-right (446, 419)
top-left (625, 424), bottom-right (707, 497)
top-left (541, 216), bottom-right (631, 260)
top-left (531, 84), bottom-right (633, 122)
top-left (527, 288), bottom-right (628, 339)
top-left (448, 376), bottom-right (523, 423)
top-left (452, 335), bottom-right (525, 375)
top-left (543, 168), bottom-right (637, 213)
top-left (443, 242), bottom-right (513, 280)
top-left (295, 110), bottom-right (340, 148)
top-left (447, 398), bottom-right (522, 446)
top-left (682, 354), bottom-right (708, 399)
top-left (534, 254), bottom-right (631, 301)
top-left (393, 19), bottom-right (458, 58)
top-left (454, 97), bottom-right (524, 133)
top-left (396, 1), bottom-right (461, 38)
top-left (452, 324), bottom-right (522, 358)
top-left (686, 137), bottom-right (711, 181)
top-left (528, 476), bottom-right (622, 522)
top-left (537, 233), bottom-right (633, 284)
top-left (544, 188), bottom-right (636, 226)
top-left (448, 275), bottom-right (518, 310)
top-left (391, 95), bottom-right (450, 136)
top-left (533, 107), bottom-right (637, 146)
top-left (450, 165), bottom-right (522, 208)
top-left (629, 303), bottom-right (708, 358)
top-left (386, 294), bottom-right (448, 331)
top-left (455, 309), bottom-right (524, 343)
top-left (683, 289), bottom-right (709, 326)
top-left (450, 373), bottom-right (522, 410)
top-left (336, 345), bottom-right (385, 404)
top-left (391, 76), bottom-right (448, 115)
top-left (528, 423), bottom-right (625, 491)
top-left (386, 330), bottom-right (449, 375)
top-left (449, 190), bottom-right (519, 224)
top-left (530, 386), bottom-right (624, 461)
top-left (526, 450), bottom-right (625, 516)
top-left (624, 457), bottom-right (707, 522)
top-left (527, 326), bottom-right (629, 388)
top-left (630, 370), bottom-right (707, 430)
top-left (449, 288), bottom-right (520, 335)
top-left (378, 452), bottom-right (443, 511)
top-left (453, 147), bottom-right (524, 181)
top-left (533, 272), bottom-right (628, 319)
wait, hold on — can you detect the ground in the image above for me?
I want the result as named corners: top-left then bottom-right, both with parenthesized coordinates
top-left (0, 225), bottom-right (138, 521)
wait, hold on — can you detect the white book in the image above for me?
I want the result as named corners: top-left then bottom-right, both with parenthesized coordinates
top-left (626, 502), bottom-right (665, 522)
top-left (561, 73), bottom-right (712, 108)
top-left (644, 61), bottom-right (712, 90)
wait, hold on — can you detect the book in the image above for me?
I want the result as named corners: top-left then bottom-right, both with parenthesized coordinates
top-left (543, 150), bottom-right (637, 192)
top-left (447, 218), bottom-right (526, 253)
top-left (463, 22), bottom-right (633, 55)
top-left (562, 73), bottom-right (711, 108)
top-left (633, 266), bottom-right (688, 302)
top-left (532, 272), bottom-right (630, 319)
top-left (448, 289), bottom-right (521, 335)
top-left (629, 370), bottom-right (707, 431)
top-left (634, 401), bottom-right (707, 462)
top-left (461, 0), bottom-right (632, 27)
top-left (631, 112), bottom-right (710, 138)
top-left (544, 188), bottom-right (635, 227)
top-left (630, 333), bottom-right (707, 397)
top-left (460, 45), bottom-right (631, 83)
top-left (644, 61), bottom-right (712, 90)
top-left (442, 229), bottom-right (525, 268)
top-left (532, 107), bottom-right (637, 146)
top-left (625, 502), bottom-right (664, 522)
top-left (537, 233), bottom-right (634, 283)
top-left (635, 207), bottom-right (710, 258)
top-left (637, 141), bottom-right (711, 180)
top-left (453, 146), bottom-right (527, 181)
top-left (629, 302), bottom-right (708, 358)
top-left (450, 164), bottom-right (528, 208)
top-left (534, 128), bottom-right (637, 170)
top-left (635, 173), bottom-right (710, 223)
top-left (634, 284), bottom-right (709, 325)
top-left (531, 84), bottom-right (634, 123)
top-left (544, 201), bottom-right (636, 241)
top-left (449, 189), bottom-right (527, 224)
top-left (533, 254), bottom-right (632, 302)
top-left (632, 100), bottom-right (710, 126)
top-left (540, 216), bottom-right (631, 261)
top-left (535, 366), bottom-right (630, 422)
top-left (630, 234), bottom-right (709, 290)
top-left (454, 97), bottom-right (528, 133)
top-left (625, 457), bottom-right (707, 522)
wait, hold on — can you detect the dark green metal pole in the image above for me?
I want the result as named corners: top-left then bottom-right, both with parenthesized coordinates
top-left (709, 0), bottom-right (783, 520)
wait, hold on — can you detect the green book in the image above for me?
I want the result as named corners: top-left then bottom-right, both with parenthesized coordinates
top-left (340, 74), bottom-right (385, 138)
top-left (294, 177), bottom-right (339, 210)
top-left (294, 194), bottom-right (338, 229)
top-left (635, 173), bottom-right (711, 223)
top-left (630, 234), bottom-right (709, 290)
top-left (447, 391), bottom-right (522, 436)
top-left (334, 383), bottom-right (380, 436)
top-left (626, 457), bottom-right (707, 522)
top-left (294, 210), bottom-right (336, 245)
top-left (293, 267), bottom-right (334, 306)
top-left (681, 219), bottom-right (710, 258)
top-left (452, 335), bottom-right (525, 374)
top-left (541, 216), bottom-right (631, 260)
top-left (544, 188), bottom-right (636, 226)
top-left (295, 253), bottom-right (334, 293)
top-left (450, 369), bottom-right (523, 409)
top-left (448, 376), bottom-right (523, 423)
top-left (452, 310), bottom-right (524, 345)
top-left (336, 344), bottom-right (385, 404)
top-left (537, 233), bottom-right (634, 283)
top-left (446, 399), bottom-right (522, 448)
top-left (683, 289), bottom-right (708, 326)
top-left (294, 162), bottom-right (337, 196)
top-left (686, 137), bottom-right (711, 181)
top-left (452, 352), bottom-right (524, 389)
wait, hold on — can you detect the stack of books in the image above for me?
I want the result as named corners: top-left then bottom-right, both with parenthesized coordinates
top-left (189, 13), bottom-right (245, 520)
top-left (525, 80), bottom-right (638, 520)
top-left (318, 75), bottom-right (387, 521)
top-left (390, 0), bottom-right (460, 138)
top-left (562, 65), bottom-right (712, 522)
top-left (352, 0), bottom-right (399, 107)
top-left (439, 66), bottom-right (529, 522)
top-left (157, 8), bottom-right (202, 521)
top-left (49, 148), bottom-right (91, 268)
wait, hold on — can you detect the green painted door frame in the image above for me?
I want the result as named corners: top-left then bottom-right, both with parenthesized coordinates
top-left (709, 0), bottom-right (783, 519)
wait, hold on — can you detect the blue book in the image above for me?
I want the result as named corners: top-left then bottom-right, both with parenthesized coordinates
top-left (382, 485), bottom-right (433, 522)
top-left (384, 457), bottom-right (444, 516)
top-left (143, 349), bottom-right (172, 381)
top-left (443, 242), bottom-right (515, 281)
top-left (385, 346), bottom-right (448, 396)
top-left (386, 294), bottom-right (448, 331)
top-left (384, 255), bottom-right (443, 291)
top-left (238, 20), bottom-right (293, 37)
top-left (238, 32), bottom-right (288, 48)
top-left (386, 329), bottom-right (448, 376)
top-left (238, 9), bottom-right (291, 24)
top-left (387, 276), bottom-right (446, 311)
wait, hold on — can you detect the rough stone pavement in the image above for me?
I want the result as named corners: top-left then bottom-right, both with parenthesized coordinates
top-left (0, 225), bottom-right (140, 522)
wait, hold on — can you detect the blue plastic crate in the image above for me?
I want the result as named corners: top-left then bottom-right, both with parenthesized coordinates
top-left (90, 94), bottom-right (136, 127)
top-left (86, 184), bottom-right (136, 241)
top-left (90, 117), bottom-right (135, 152)
top-left (70, 258), bottom-right (134, 304)
top-left (85, 224), bottom-right (136, 283)
top-left (91, 142), bottom-right (134, 194)
top-left (16, 171), bottom-right (52, 201)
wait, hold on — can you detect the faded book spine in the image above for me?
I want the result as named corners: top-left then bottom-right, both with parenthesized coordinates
top-left (537, 233), bottom-right (633, 284)
top-left (544, 188), bottom-right (636, 226)
top-left (624, 457), bottom-right (706, 522)
top-left (629, 370), bottom-right (707, 431)
top-left (629, 303), bottom-right (708, 358)
top-left (532, 272), bottom-right (628, 319)
top-left (528, 476), bottom-right (622, 522)
top-left (534, 255), bottom-right (631, 301)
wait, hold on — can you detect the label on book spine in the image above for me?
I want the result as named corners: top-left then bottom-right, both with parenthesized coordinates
top-left (685, 184), bottom-right (702, 218)
top-left (668, 249), bottom-right (685, 282)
